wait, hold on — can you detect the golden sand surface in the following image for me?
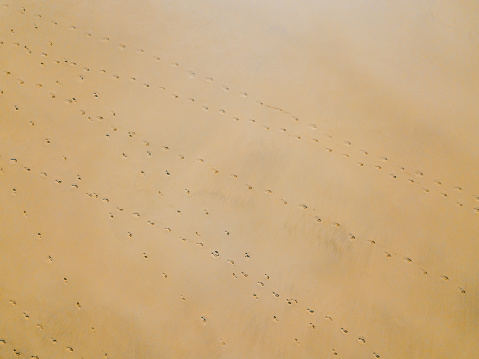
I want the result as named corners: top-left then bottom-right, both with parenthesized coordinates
top-left (1, 1), bottom-right (478, 358)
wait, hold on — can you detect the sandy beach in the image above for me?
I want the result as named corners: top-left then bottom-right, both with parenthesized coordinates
top-left (0, 1), bottom-right (478, 358)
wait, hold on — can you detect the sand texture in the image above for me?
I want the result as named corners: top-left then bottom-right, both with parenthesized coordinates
top-left (1, 1), bottom-right (478, 358)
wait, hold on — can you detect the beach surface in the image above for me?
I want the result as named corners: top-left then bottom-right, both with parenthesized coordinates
top-left (1, 1), bottom-right (478, 358)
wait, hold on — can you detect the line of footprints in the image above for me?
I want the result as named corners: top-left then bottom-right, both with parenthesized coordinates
top-left (1, 3), bottom-right (479, 212)
top-left (4, 156), bottom-right (381, 358)
top-left (1, 300), bottom-right (100, 358)
top-left (5, 135), bottom-right (471, 298)
top-left (2, 39), bottom-right (478, 217)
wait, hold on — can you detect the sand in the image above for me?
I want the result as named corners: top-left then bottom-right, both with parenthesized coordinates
top-left (0, 0), bottom-right (478, 358)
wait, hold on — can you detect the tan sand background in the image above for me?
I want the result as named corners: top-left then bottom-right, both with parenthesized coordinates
top-left (0, 0), bottom-right (478, 358)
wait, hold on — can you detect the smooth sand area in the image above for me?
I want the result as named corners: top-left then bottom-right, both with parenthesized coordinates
top-left (1, 1), bottom-right (478, 358)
